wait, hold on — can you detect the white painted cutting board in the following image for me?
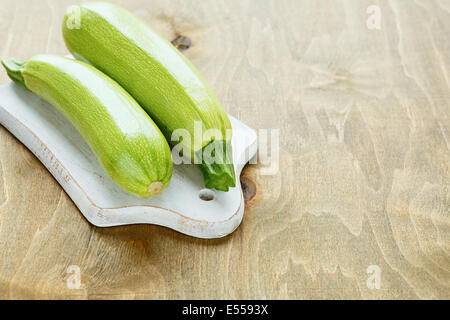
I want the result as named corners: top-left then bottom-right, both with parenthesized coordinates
top-left (0, 82), bottom-right (257, 239)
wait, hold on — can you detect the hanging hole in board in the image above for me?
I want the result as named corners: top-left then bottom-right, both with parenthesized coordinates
top-left (199, 188), bottom-right (215, 201)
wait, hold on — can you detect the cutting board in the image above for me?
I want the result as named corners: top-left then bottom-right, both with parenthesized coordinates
top-left (0, 82), bottom-right (257, 239)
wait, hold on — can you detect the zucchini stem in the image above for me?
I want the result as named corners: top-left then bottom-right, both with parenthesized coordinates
top-left (1, 58), bottom-right (27, 88)
top-left (197, 140), bottom-right (236, 192)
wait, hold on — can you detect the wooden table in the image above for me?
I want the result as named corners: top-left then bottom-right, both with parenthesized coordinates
top-left (0, 0), bottom-right (448, 299)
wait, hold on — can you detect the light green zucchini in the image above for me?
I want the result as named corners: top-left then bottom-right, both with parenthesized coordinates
top-left (62, 2), bottom-right (236, 191)
top-left (2, 54), bottom-right (173, 198)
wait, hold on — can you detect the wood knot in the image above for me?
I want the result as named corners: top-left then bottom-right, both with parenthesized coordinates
top-left (171, 35), bottom-right (191, 51)
top-left (240, 177), bottom-right (257, 201)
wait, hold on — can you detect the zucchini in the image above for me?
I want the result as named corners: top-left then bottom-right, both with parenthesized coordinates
top-left (62, 2), bottom-right (236, 191)
top-left (2, 54), bottom-right (173, 198)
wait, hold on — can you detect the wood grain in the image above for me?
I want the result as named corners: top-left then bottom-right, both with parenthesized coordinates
top-left (0, 0), bottom-right (449, 299)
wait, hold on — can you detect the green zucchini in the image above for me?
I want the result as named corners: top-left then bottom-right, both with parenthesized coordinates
top-left (62, 2), bottom-right (236, 191)
top-left (2, 54), bottom-right (173, 198)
